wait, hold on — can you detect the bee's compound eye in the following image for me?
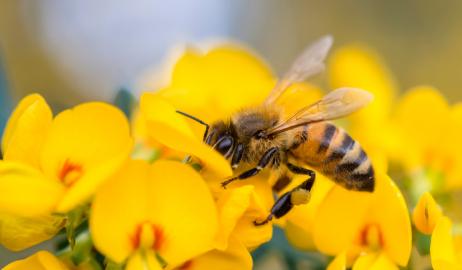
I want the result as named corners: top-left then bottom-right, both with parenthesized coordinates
top-left (215, 136), bottom-right (234, 156)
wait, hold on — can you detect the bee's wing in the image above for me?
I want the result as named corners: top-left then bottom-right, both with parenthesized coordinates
top-left (266, 87), bottom-right (373, 135)
top-left (264, 35), bottom-right (333, 106)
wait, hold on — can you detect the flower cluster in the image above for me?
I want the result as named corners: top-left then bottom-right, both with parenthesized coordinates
top-left (2, 42), bottom-right (461, 270)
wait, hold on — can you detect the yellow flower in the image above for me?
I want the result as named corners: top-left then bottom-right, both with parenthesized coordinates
top-left (430, 216), bottom-right (462, 270)
top-left (3, 250), bottom-right (69, 270)
top-left (154, 45), bottom-right (275, 125)
top-left (412, 192), bottom-right (443, 235)
top-left (313, 172), bottom-right (412, 268)
top-left (90, 159), bottom-right (218, 269)
top-left (392, 87), bottom-right (462, 190)
top-left (0, 94), bottom-right (132, 250)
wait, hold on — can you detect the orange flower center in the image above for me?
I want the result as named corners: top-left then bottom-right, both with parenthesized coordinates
top-left (359, 223), bottom-right (384, 251)
top-left (59, 159), bottom-right (83, 187)
top-left (131, 222), bottom-right (164, 252)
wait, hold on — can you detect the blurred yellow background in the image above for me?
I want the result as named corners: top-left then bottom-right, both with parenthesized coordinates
top-left (1, 0), bottom-right (461, 107)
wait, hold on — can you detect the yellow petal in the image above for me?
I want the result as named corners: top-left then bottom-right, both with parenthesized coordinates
top-left (327, 252), bottom-right (346, 270)
top-left (207, 174), bottom-right (273, 250)
top-left (147, 160), bottom-right (218, 266)
top-left (313, 173), bottom-right (411, 267)
top-left (431, 216), bottom-right (461, 269)
top-left (0, 161), bottom-right (64, 216)
top-left (177, 237), bottom-right (252, 270)
top-left (90, 160), bottom-right (148, 263)
top-left (2, 94), bottom-right (52, 168)
top-left (352, 252), bottom-right (398, 270)
top-left (126, 251), bottom-right (162, 270)
top-left (284, 221), bottom-right (315, 251)
top-left (367, 173), bottom-right (412, 266)
top-left (0, 212), bottom-right (64, 251)
top-left (161, 45), bottom-right (274, 124)
top-left (90, 160), bottom-right (218, 268)
top-left (40, 102), bottom-right (132, 212)
top-left (55, 147), bottom-right (131, 213)
top-left (230, 184), bottom-right (273, 250)
top-left (140, 93), bottom-right (232, 178)
top-left (412, 192), bottom-right (443, 235)
top-left (313, 183), bottom-right (372, 255)
top-left (3, 250), bottom-right (69, 270)
top-left (214, 186), bottom-right (255, 250)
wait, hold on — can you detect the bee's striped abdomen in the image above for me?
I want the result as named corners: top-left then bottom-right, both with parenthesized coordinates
top-left (289, 122), bottom-right (375, 192)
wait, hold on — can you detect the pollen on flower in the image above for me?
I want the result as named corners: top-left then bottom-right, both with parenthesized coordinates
top-left (131, 222), bottom-right (164, 251)
top-left (359, 223), bottom-right (384, 251)
top-left (59, 159), bottom-right (83, 187)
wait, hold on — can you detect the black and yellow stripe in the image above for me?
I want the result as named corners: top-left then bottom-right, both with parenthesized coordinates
top-left (289, 122), bottom-right (374, 192)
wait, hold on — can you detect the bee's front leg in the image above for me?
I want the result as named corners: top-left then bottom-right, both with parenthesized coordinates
top-left (230, 143), bottom-right (245, 170)
top-left (221, 147), bottom-right (279, 188)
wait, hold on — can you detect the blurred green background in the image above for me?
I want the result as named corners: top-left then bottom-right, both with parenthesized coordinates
top-left (1, 0), bottom-right (461, 267)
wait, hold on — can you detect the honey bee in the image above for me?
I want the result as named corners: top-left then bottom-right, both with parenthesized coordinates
top-left (178, 35), bottom-right (375, 225)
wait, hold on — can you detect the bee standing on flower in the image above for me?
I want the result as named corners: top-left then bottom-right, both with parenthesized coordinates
top-left (178, 36), bottom-right (376, 225)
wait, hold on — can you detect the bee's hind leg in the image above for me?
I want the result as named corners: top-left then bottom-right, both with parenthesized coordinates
top-left (253, 163), bottom-right (315, 226)
top-left (286, 163), bottom-right (316, 192)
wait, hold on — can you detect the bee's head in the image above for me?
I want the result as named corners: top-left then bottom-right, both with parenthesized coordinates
top-left (206, 120), bottom-right (237, 158)
top-left (231, 108), bottom-right (280, 142)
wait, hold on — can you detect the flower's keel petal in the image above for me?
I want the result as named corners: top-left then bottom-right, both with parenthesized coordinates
top-left (0, 213), bottom-right (65, 251)
top-left (0, 161), bottom-right (64, 216)
top-left (2, 94), bottom-right (52, 168)
top-left (141, 94), bottom-right (232, 177)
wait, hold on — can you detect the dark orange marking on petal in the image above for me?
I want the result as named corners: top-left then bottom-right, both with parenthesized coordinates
top-left (130, 222), bottom-right (165, 252)
top-left (131, 223), bottom-right (143, 250)
top-left (152, 224), bottom-right (164, 251)
top-left (178, 260), bottom-right (193, 270)
top-left (58, 159), bottom-right (83, 187)
top-left (359, 223), bottom-right (384, 249)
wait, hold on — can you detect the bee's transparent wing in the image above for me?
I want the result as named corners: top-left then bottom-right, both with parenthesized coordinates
top-left (264, 35), bottom-right (333, 105)
top-left (266, 87), bottom-right (373, 135)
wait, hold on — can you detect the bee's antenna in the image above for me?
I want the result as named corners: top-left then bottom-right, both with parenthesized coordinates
top-left (175, 110), bottom-right (209, 142)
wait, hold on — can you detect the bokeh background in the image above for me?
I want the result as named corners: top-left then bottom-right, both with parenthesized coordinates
top-left (1, 0), bottom-right (461, 267)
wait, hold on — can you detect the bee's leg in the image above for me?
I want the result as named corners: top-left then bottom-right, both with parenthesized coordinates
top-left (254, 163), bottom-right (315, 226)
top-left (286, 163), bottom-right (316, 189)
top-left (222, 147), bottom-right (279, 188)
top-left (272, 171), bottom-right (292, 192)
top-left (231, 143), bottom-right (245, 170)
